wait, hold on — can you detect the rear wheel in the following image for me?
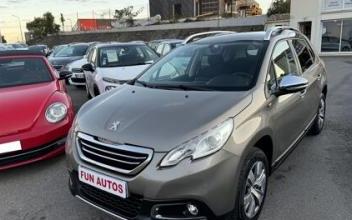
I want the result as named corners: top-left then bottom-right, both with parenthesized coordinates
top-left (308, 94), bottom-right (326, 135)
top-left (224, 148), bottom-right (268, 220)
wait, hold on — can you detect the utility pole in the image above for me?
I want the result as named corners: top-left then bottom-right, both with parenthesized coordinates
top-left (12, 15), bottom-right (24, 43)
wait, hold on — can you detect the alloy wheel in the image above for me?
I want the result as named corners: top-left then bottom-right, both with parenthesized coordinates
top-left (243, 161), bottom-right (267, 219)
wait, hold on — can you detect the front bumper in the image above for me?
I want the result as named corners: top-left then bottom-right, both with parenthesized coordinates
top-left (0, 137), bottom-right (66, 170)
top-left (69, 72), bottom-right (86, 86)
top-left (0, 115), bottom-right (73, 170)
top-left (66, 133), bottom-right (241, 219)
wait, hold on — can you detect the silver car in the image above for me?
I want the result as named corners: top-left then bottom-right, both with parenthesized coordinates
top-left (66, 27), bottom-right (327, 220)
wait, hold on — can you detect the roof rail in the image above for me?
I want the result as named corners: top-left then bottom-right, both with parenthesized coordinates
top-left (264, 26), bottom-right (300, 40)
top-left (183, 31), bottom-right (236, 44)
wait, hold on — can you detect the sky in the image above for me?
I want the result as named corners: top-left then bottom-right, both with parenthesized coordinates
top-left (0, 0), bottom-right (271, 43)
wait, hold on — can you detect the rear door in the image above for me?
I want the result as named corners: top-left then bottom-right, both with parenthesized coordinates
top-left (291, 38), bottom-right (321, 127)
top-left (267, 40), bottom-right (307, 157)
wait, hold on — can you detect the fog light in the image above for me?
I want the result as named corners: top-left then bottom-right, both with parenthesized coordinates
top-left (105, 86), bottom-right (116, 91)
top-left (187, 204), bottom-right (199, 216)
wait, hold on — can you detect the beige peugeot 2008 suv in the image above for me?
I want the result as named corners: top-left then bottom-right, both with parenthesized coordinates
top-left (66, 27), bottom-right (327, 220)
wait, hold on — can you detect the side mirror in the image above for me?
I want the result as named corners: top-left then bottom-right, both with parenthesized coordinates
top-left (275, 74), bottom-right (308, 96)
top-left (59, 70), bottom-right (72, 80)
top-left (82, 63), bottom-right (95, 72)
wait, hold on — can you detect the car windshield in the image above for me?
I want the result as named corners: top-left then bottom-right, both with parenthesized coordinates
top-left (98, 45), bottom-right (159, 68)
top-left (0, 58), bottom-right (52, 88)
top-left (52, 45), bottom-right (66, 56)
top-left (137, 40), bottom-right (267, 91)
top-left (55, 45), bottom-right (88, 57)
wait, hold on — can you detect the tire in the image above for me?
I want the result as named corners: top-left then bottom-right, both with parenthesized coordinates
top-left (93, 85), bottom-right (100, 97)
top-left (224, 148), bottom-right (269, 220)
top-left (308, 94), bottom-right (326, 135)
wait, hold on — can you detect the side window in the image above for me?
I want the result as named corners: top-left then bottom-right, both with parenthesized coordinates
top-left (91, 48), bottom-right (97, 64)
top-left (292, 39), bottom-right (314, 73)
top-left (266, 62), bottom-right (277, 96)
top-left (272, 41), bottom-right (299, 81)
top-left (156, 44), bottom-right (164, 55)
top-left (163, 44), bottom-right (172, 55)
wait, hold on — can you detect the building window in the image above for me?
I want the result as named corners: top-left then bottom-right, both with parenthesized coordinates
top-left (321, 19), bottom-right (352, 52)
top-left (322, 0), bottom-right (352, 11)
top-left (322, 20), bottom-right (342, 52)
top-left (341, 19), bottom-right (352, 52)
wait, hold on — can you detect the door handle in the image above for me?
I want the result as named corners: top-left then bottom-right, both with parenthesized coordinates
top-left (300, 89), bottom-right (307, 98)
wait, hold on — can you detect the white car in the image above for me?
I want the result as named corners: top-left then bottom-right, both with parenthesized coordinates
top-left (65, 57), bottom-right (88, 86)
top-left (82, 42), bottom-right (159, 98)
top-left (62, 43), bottom-right (98, 86)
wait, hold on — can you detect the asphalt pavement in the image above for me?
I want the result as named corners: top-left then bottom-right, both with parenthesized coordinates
top-left (0, 57), bottom-right (351, 220)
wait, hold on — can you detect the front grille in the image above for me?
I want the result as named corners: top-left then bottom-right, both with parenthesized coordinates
top-left (72, 68), bottom-right (83, 73)
top-left (79, 181), bottom-right (143, 219)
top-left (0, 137), bottom-right (65, 166)
top-left (53, 65), bottom-right (63, 70)
top-left (70, 78), bottom-right (85, 83)
top-left (77, 133), bottom-right (153, 175)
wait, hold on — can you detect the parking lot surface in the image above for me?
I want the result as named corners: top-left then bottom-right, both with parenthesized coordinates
top-left (0, 57), bottom-right (351, 220)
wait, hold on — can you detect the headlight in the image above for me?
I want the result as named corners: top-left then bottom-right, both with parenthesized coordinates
top-left (105, 86), bottom-right (116, 91)
top-left (160, 118), bottom-right (234, 167)
top-left (103, 77), bottom-right (120, 84)
top-left (45, 102), bottom-right (68, 123)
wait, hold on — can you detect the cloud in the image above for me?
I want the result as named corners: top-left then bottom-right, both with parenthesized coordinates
top-left (64, 0), bottom-right (89, 2)
top-left (7, 0), bottom-right (25, 3)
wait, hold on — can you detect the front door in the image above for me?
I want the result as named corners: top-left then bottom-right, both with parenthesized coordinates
top-left (267, 40), bottom-right (307, 158)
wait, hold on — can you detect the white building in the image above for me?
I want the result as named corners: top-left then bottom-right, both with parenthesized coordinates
top-left (290, 0), bottom-right (352, 55)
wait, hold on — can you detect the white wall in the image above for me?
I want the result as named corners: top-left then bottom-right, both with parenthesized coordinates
top-left (290, 0), bottom-right (322, 52)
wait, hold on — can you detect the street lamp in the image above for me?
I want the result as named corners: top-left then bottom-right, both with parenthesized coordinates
top-left (12, 15), bottom-right (24, 43)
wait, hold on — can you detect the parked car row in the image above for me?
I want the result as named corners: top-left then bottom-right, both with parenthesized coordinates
top-left (0, 28), bottom-right (328, 220)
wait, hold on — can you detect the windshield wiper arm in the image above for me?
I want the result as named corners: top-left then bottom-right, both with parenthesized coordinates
top-left (152, 84), bottom-right (213, 91)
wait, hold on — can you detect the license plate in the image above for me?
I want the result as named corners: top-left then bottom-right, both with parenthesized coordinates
top-left (0, 141), bottom-right (22, 154)
top-left (75, 73), bottom-right (84, 79)
top-left (78, 166), bottom-right (128, 198)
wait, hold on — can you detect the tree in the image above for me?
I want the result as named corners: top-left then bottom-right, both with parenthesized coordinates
top-left (26, 12), bottom-right (60, 39)
top-left (114, 6), bottom-right (143, 27)
top-left (60, 13), bottom-right (65, 32)
top-left (267, 0), bottom-right (291, 16)
top-left (1, 35), bottom-right (6, 43)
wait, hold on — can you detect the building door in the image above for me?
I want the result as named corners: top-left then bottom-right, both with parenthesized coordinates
top-left (173, 4), bottom-right (182, 19)
top-left (299, 21), bottom-right (312, 40)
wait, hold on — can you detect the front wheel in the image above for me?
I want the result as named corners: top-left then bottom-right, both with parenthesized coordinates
top-left (308, 94), bottom-right (326, 135)
top-left (225, 148), bottom-right (269, 220)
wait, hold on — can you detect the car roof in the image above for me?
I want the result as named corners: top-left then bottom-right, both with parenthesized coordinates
top-left (194, 32), bottom-right (266, 44)
top-left (95, 42), bottom-right (146, 48)
top-left (162, 39), bottom-right (184, 44)
top-left (0, 50), bottom-right (45, 57)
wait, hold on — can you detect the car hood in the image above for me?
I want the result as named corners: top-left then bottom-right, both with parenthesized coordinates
top-left (98, 64), bottom-right (150, 81)
top-left (49, 56), bottom-right (82, 66)
top-left (0, 82), bottom-right (56, 136)
top-left (67, 58), bottom-right (87, 69)
top-left (77, 84), bottom-right (252, 152)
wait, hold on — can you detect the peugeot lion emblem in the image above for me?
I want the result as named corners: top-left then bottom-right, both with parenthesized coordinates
top-left (109, 121), bottom-right (120, 131)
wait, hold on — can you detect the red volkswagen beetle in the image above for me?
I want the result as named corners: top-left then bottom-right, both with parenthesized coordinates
top-left (0, 51), bottom-right (74, 170)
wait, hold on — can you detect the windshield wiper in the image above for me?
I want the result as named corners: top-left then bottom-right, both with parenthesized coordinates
top-left (151, 84), bottom-right (214, 91)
